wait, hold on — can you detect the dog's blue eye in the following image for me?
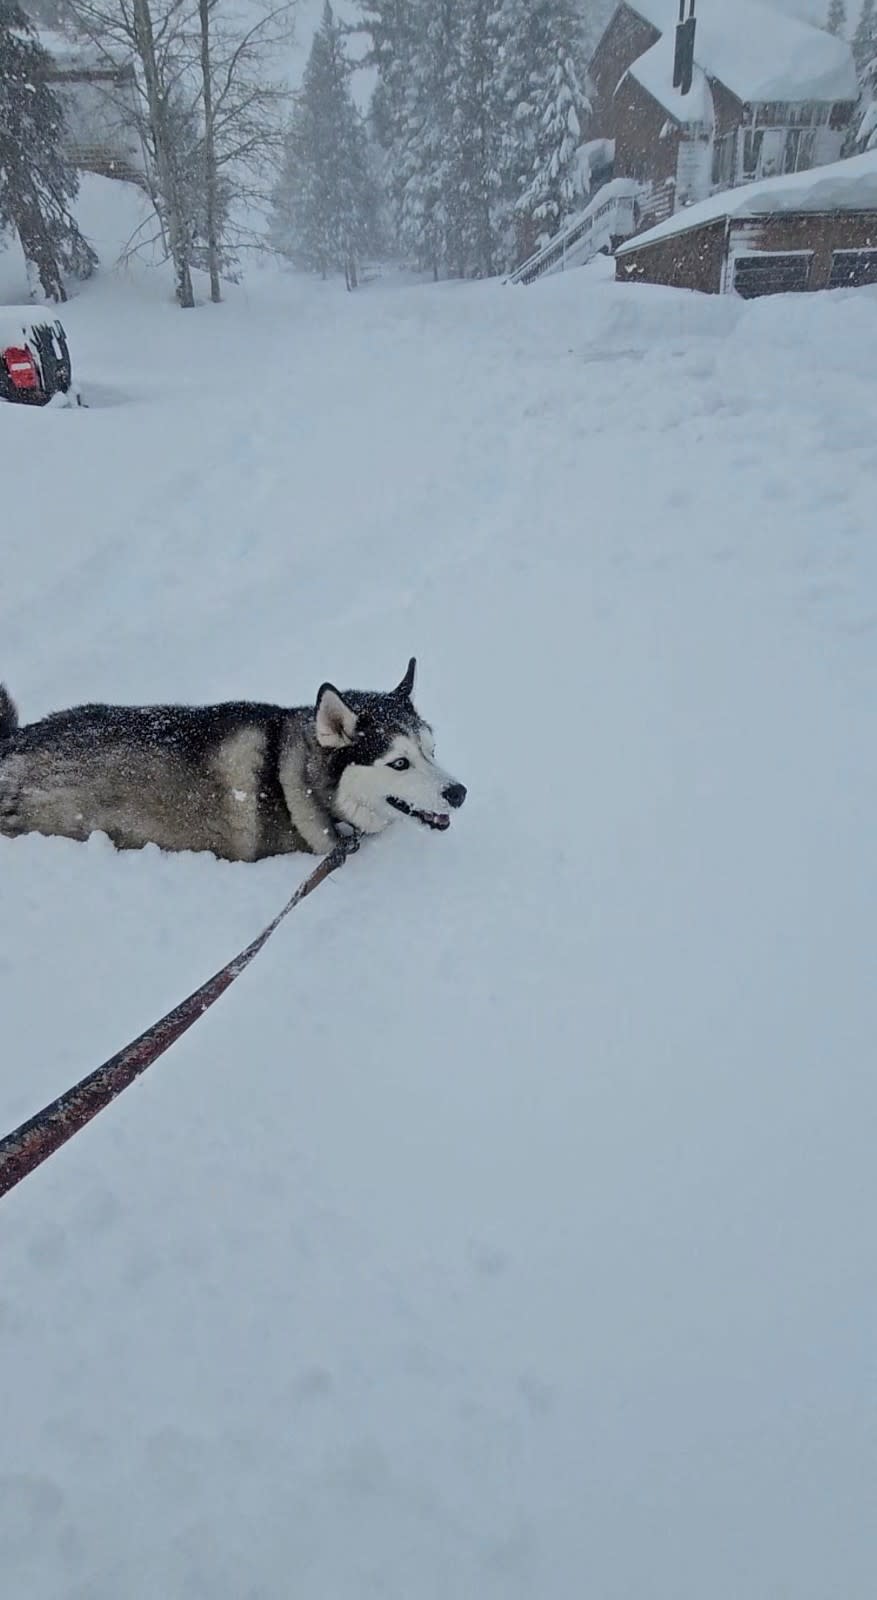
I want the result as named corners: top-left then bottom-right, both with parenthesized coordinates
top-left (389, 757), bottom-right (411, 771)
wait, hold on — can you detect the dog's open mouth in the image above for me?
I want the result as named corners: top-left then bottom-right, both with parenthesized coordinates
top-left (387, 797), bottom-right (451, 831)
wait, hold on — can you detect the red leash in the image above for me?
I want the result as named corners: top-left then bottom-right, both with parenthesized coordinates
top-left (0, 834), bottom-right (358, 1200)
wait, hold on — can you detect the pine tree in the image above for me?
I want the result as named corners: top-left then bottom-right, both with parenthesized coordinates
top-left (454, 0), bottom-right (505, 277)
top-left (520, 6), bottom-right (591, 247)
top-left (495, 0), bottom-right (592, 261)
top-left (0, 1), bottom-right (96, 300)
top-left (353, 0), bottom-right (417, 250)
top-left (853, 0), bottom-right (877, 68)
top-left (360, 0), bottom-right (501, 278)
top-left (396, 0), bottom-right (463, 276)
top-left (826, 0), bottom-right (847, 35)
top-left (359, 0), bottom-right (595, 277)
top-left (355, 0), bottom-right (415, 151)
top-left (272, 3), bottom-right (379, 285)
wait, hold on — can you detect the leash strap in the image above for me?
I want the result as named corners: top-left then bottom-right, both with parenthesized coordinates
top-left (0, 833), bottom-right (358, 1201)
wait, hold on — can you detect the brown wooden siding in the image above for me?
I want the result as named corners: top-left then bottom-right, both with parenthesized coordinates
top-left (616, 209), bottom-right (877, 295)
top-left (615, 218), bottom-right (729, 293)
top-left (589, 2), bottom-right (660, 141)
top-left (708, 78), bottom-right (744, 140)
top-left (729, 211), bottom-right (877, 289)
top-left (613, 74), bottom-right (683, 186)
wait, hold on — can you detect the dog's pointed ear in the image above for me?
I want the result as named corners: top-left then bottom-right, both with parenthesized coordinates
top-left (394, 658), bottom-right (416, 700)
top-left (315, 683), bottom-right (358, 748)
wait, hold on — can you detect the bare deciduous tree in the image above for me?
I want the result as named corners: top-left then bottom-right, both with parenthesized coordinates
top-left (195, 0), bottom-right (292, 299)
top-left (68, 0), bottom-right (292, 305)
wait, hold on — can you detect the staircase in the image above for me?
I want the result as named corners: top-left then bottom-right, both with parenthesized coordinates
top-left (506, 180), bottom-right (640, 287)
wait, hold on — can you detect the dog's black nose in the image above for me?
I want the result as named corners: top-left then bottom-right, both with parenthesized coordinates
top-left (443, 782), bottom-right (467, 809)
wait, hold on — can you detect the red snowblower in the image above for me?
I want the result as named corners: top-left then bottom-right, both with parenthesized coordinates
top-left (0, 310), bottom-right (80, 407)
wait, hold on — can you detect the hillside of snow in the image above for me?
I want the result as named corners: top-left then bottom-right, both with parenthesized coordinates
top-left (1, 183), bottom-right (876, 1599)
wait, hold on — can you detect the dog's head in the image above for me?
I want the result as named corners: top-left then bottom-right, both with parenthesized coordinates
top-left (314, 658), bottom-right (466, 836)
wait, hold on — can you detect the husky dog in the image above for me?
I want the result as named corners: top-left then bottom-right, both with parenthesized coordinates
top-left (0, 661), bottom-right (466, 861)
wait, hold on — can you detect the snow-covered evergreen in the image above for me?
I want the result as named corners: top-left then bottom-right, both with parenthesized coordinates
top-left (0, 0), bottom-right (96, 299)
top-left (851, 0), bottom-right (877, 149)
top-left (501, 0), bottom-right (593, 256)
top-left (454, 0), bottom-right (505, 277)
top-left (853, 0), bottom-right (877, 66)
top-left (358, 0), bottom-right (595, 279)
top-left (272, 2), bottom-right (379, 286)
top-left (826, 0), bottom-right (847, 36)
top-left (395, 0), bottom-right (463, 277)
top-left (353, 1), bottom-right (417, 271)
top-left (356, 0), bottom-right (415, 154)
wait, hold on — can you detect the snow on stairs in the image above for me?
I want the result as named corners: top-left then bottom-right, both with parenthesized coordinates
top-left (506, 180), bottom-right (641, 287)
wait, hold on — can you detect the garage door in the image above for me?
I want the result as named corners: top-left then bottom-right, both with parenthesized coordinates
top-left (733, 253), bottom-right (812, 298)
top-left (829, 249), bottom-right (877, 288)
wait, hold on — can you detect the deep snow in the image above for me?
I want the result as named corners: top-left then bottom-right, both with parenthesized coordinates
top-left (1, 183), bottom-right (876, 1598)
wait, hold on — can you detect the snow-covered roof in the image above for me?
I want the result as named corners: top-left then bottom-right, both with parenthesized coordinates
top-left (624, 0), bottom-right (856, 104)
top-left (767, 0), bottom-right (831, 21)
top-left (616, 147), bottom-right (877, 253)
top-left (35, 28), bottom-right (133, 73)
top-left (627, 34), bottom-right (714, 126)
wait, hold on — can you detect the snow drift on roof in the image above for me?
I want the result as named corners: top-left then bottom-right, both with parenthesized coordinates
top-left (35, 28), bottom-right (133, 71)
top-left (628, 34), bottom-right (714, 126)
top-left (625, 0), bottom-right (856, 104)
top-left (616, 147), bottom-right (877, 253)
top-left (767, 0), bottom-right (829, 21)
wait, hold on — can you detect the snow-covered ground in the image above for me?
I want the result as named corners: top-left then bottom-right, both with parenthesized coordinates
top-left (2, 183), bottom-right (876, 1598)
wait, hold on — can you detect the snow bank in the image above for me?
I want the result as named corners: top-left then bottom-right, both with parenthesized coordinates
top-left (73, 172), bottom-right (159, 270)
top-left (618, 146), bottom-right (877, 252)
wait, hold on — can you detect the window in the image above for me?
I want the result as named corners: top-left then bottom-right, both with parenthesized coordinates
top-left (742, 129), bottom-right (764, 179)
top-left (711, 133), bottom-right (735, 188)
top-left (829, 249), bottom-right (877, 288)
top-left (783, 128), bottom-right (816, 173)
top-left (733, 253), bottom-right (812, 298)
top-left (799, 130), bottom-right (817, 169)
top-left (754, 102), bottom-right (829, 128)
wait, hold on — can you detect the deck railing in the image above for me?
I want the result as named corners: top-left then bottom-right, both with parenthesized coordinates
top-left (506, 187), bottom-right (639, 286)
